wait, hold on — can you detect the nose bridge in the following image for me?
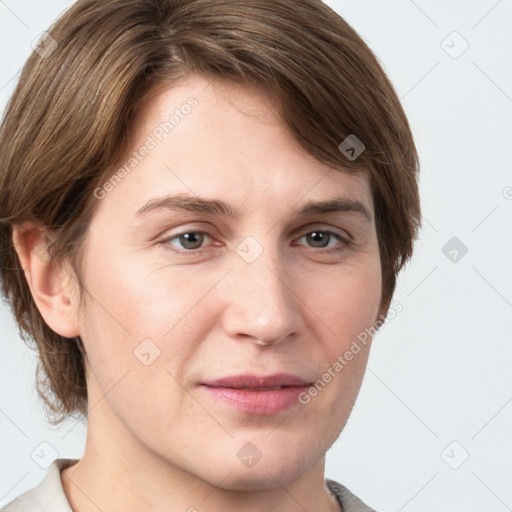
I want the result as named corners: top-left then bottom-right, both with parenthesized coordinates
top-left (221, 237), bottom-right (299, 344)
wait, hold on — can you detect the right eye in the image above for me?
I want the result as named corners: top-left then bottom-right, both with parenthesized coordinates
top-left (161, 230), bottom-right (214, 252)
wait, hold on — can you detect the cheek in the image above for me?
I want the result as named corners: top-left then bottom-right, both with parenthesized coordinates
top-left (304, 254), bottom-right (382, 347)
top-left (77, 245), bottom-right (224, 391)
top-left (294, 251), bottom-right (381, 416)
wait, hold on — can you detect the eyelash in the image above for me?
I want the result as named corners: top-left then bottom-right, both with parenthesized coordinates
top-left (159, 228), bottom-right (351, 255)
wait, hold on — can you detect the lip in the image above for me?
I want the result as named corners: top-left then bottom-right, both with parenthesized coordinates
top-left (200, 373), bottom-right (311, 415)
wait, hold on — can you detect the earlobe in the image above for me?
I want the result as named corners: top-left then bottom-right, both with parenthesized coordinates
top-left (12, 222), bottom-right (81, 338)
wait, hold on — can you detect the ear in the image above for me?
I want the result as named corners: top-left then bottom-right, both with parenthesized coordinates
top-left (12, 222), bottom-right (81, 338)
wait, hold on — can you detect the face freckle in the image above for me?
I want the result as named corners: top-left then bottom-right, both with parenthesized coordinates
top-left (74, 72), bottom-right (383, 492)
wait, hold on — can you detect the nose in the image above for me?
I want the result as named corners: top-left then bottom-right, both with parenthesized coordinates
top-left (219, 245), bottom-right (302, 347)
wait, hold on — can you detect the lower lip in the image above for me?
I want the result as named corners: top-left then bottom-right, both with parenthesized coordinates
top-left (200, 385), bottom-right (309, 415)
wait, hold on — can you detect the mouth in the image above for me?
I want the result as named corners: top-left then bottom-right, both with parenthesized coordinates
top-left (199, 373), bottom-right (312, 415)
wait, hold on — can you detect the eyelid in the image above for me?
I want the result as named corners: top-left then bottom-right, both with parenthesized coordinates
top-left (159, 222), bottom-right (351, 255)
top-left (162, 222), bottom-right (351, 241)
top-left (158, 222), bottom-right (216, 240)
top-left (292, 222), bottom-right (352, 242)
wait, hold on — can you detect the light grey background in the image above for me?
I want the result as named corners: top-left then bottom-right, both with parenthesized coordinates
top-left (1, 1), bottom-right (511, 510)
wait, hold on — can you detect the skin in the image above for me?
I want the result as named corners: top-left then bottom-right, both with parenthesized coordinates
top-left (13, 74), bottom-right (385, 512)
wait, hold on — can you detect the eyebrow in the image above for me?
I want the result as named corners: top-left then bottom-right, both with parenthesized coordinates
top-left (135, 193), bottom-right (372, 222)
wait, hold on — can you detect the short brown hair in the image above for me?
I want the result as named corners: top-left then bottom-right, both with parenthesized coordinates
top-left (0, 0), bottom-right (421, 423)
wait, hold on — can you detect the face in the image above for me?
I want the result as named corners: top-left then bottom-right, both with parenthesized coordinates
top-left (72, 74), bottom-right (383, 490)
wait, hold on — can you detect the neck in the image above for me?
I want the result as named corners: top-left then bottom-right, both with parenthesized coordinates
top-left (61, 412), bottom-right (340, 512)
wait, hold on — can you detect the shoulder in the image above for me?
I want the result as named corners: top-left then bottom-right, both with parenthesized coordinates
top-left (1, 459), bottom-right (78, 512)
top-left (326, 478), bottom-right (381, 512)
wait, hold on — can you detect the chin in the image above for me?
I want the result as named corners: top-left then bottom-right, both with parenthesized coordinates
top-left (216, 461), bottom-right (307, 492)
top-left (203, 438), bottom-right (322, 492)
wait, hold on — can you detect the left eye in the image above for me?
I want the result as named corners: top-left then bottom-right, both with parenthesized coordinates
top-left (295, 230), bottom-right (346, 249)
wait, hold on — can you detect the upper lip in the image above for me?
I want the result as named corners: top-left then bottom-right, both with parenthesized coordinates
top-left (201, 373), bottom-right (310, 389)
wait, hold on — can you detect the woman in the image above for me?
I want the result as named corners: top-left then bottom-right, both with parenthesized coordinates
top-left (0, 1), bottom-right (420, 511)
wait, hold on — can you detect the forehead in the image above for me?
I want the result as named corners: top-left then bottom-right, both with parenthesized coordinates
top-left (97, 73), bottom-right (374, 220)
